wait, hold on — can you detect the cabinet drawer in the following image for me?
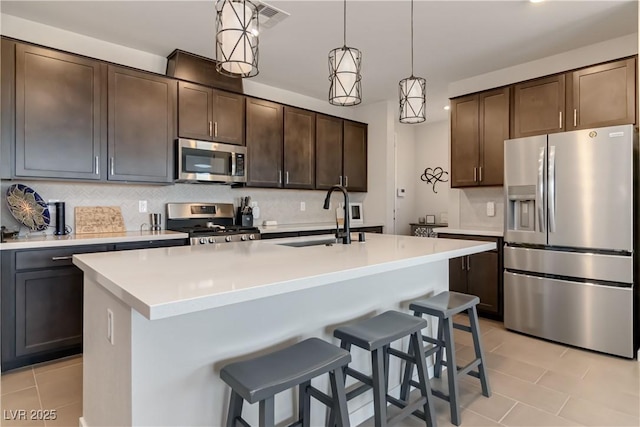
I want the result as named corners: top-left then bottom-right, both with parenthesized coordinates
top-left (15, 245), bottom-right (109, 270)
top-left (436, 233), bottom-right (499, 251)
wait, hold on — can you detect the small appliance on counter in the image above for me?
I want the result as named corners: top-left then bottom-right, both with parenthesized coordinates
top-left (166, 202), bottom-right (260, 245)
top-left (52, 201), bottom-right (70, 235)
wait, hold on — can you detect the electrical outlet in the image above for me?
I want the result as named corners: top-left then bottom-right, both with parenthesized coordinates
top-left (486, 201), bottom-right (495, 217)
top-left (138, 200), bottom-right (147, 213)
top-left (300, 202), bottom-right (306, 211)
top-left (107, 309), bottom-right (114, 345)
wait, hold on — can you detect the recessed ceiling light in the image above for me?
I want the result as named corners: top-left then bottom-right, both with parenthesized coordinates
top-left (444, 105), bottom-right (450, 111)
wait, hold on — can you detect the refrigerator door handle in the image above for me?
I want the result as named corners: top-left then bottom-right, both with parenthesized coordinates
top-left (537, 146), bottom-right (545, 232)
top-left (548, 145), bottom-right (556, 233)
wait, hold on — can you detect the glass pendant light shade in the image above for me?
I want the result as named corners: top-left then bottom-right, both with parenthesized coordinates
top-left (399, 0), bottom-right (426, 123)
top-left (215, 0), bottom-right (259, 78)
top-left (399, 76), bottom-right (426, 123)
top-left (329, 46), bottom-right (362, 106)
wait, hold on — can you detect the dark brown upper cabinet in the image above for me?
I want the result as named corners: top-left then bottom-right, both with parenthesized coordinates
top-left (343, 120), bottom-right (368, 192)
top-left (315, 114), bottom-right (343, 190)
top-left (178, 81), bottom-right (245, 145)
top-left (14, 43), bottom-right (103, 180)
top-left (245, 98), bottom-right (283, 187)
top-left (107, 66), bottom-right (176, 183)
top-left (283, 107), bottom-right (315, 189)
top-left (451, 87), bottom-right (509, 188)
top-left (512, 74), bottom-right (565, 138)
top-left (567, 57), bottom-right (636, 130)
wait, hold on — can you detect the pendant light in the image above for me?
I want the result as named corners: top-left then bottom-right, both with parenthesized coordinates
top-left (215, 0), bottom-right (259, 78)
top-left (399, 0), bottom-right (426, 123)
top-left (328, 0), bottom-right (362, 106)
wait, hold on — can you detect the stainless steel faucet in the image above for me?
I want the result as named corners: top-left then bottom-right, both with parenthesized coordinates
top-left (323, 185), bottom-right (351, 244)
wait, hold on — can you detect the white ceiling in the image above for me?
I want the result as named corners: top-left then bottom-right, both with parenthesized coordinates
top-left (1, 0), bottom-right (637, 123)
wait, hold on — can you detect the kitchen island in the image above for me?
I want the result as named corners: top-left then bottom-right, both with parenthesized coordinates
top-left (73, 233), bottom-right (495, 427)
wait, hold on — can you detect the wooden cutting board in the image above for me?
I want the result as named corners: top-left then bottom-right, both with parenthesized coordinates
top-left (75, 206), bottom-right (126, 234)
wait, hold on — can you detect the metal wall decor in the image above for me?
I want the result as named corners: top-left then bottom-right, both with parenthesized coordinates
top-left (421, 167), bottom-right (449, 193)
top-left (399, 0), bottom-right (426, 123)
top-left (328, 0), bottom-right (362, 106)
top-left (215, 0), bottom-right (259, 78)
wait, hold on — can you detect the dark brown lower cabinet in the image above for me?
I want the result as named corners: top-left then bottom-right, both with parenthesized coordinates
top-left (1, 239), bottom-right (187, 370)
top-left (438, 233), bottom-right (503, 318)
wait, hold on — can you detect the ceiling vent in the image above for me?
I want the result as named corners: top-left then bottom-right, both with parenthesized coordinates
top-left (253, 0), bottom-right (290, 29)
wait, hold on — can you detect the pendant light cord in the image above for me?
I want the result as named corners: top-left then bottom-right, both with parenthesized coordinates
top-left (343, 0), bottom-right (347, 47)
top-left (411, 0), bottom-right (414, 76)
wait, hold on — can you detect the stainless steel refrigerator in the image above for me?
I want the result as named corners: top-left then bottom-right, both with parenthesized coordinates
top-left (503, 124), bottom-right (637, 358)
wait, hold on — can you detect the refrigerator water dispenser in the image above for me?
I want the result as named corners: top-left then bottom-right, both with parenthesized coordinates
top-left (506, 185), bottom-right (537, 232)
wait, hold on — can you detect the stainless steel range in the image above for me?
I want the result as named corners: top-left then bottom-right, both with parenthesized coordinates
top-left (165, 203), bottom-right (260, 245)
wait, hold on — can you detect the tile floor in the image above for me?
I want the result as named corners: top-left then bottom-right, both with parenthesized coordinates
top-left (1, 317), bottom-right (639, 427)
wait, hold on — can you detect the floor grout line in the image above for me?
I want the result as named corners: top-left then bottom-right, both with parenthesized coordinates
top-left (555, 395), bottom-right (571, 416)
top-left (496, 400), bottom-right (518, 424)
top-left (533, 369), bottom-right (548, 385)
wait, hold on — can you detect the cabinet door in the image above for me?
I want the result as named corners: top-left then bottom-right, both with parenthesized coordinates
top-left (178, 82), bottom-right (213, 141)
top-left (316, 114), bottom-right (343, 190)
top-left (246, 98), bottom-right (283, 187)
top-left (449, 257), bottom-right (468, 294)
top-left (212, 89), bottom-right (245, 145)
top-left (15, 268), bottom-right (83, 357)
top-left (513, 74), bottom-right (565, 138)
top-left (108, 66), bottom-right (176, 183)
top-left (1, 39), bottom-right (15, 179)
top-left (467, 251), bottom-right (500, 315)
top-left (343, 121), bottom-right (367, 192)
top-left (479, 88), bottom-right (509, 186)
top-left (284, 107), bottom-right (315, 189)
top-left (567, 58), bottom-right (636, 130)
top-left (450, 94), bottom-right (479, 187)
top-left (15, 44), bottom-right (103, 179)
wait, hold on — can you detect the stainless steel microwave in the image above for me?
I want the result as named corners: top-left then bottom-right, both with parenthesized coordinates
top-left (176, 138), bottom-right (246, 184)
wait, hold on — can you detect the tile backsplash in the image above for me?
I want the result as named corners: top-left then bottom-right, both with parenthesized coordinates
top-left (0, 180), bottom-right (364, 235)
top-left (459, 187), bottom-right (504, 229)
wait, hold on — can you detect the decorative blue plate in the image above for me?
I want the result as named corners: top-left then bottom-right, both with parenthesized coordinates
top-left (5, 184), bottom-right (50, 231)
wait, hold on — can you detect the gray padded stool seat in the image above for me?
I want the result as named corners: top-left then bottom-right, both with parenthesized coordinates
top-left (221, 337), bottom-right (351, 427)
top-left (332, 311), bottom-right (437, 427)
top-left (400, 291), bottom-right (491, 426)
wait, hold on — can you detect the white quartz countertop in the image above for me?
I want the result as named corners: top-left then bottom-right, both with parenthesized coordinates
top-left (73, 233), bottom-right (495, 320)
top-left (258, 222), bottom-right (384, 234)
top-left (432, 227), bottom-right (503, 237)
top-left (0, 230), bottom-right (189, 250)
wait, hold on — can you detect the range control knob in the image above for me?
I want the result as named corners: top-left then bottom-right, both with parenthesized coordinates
top-left (240, 235), bottom-right (247, 241)
top-left (248, 234), bottom-right (256, 240)
top-left (225, 236), bottom-right (232, 242)
top-left (199, 237), bottom-right (207, 245)
top-left (208, 237), bottom-right (216, 243)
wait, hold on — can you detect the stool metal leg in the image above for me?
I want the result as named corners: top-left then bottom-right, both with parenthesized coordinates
top-left (298, 380), bottom-right (311, 427)
top-left (468, 307), bottom-right (491, 397)
top-left (258, 397), bottom-right (275, 427)
top-left (443, 317), bottom-right (461, 426)
top-left (383, 345), bottom-right (391, 394)
top-left (411, 332), bottom-right (437, 427)
top-left (399, 337), bottom-right (414, 402)
top-left (371, 348), bottom-right (388, 427)
top-left (226, 391), bottom-right (244, 427)
top-left (434, 317), bottom-right (445, 379)
top-left (329, 368), bottom-right (350, 427)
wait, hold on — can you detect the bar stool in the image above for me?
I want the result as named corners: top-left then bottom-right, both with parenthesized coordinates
top-left (400, 291), bottom-right (491, 426)
top-left (220, 337), bottom-right (351, 427)
top-left (331, 310), bottom-right (437, 427)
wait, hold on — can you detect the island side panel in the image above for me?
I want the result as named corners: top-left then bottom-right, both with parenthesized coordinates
top-left (82, 276), bottom-right (133, 427)
top-left (128, 261), bottom-right (448, 426)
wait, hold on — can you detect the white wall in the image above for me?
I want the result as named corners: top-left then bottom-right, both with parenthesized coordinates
top-left (394, 123), bottom-right (416, 235)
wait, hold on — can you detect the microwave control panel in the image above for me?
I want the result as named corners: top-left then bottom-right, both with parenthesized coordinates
top-left (235, 154), bottom-right (245, 176)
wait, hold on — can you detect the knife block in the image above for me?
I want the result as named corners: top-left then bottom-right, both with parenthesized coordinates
top-left (236, 208), bottom-right (253, 227)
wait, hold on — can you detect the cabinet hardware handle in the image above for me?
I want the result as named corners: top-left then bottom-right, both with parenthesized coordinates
top-left (51, 256), bottom-right (73, 261)
top-left (285, 171), bottom-right (289, 184)
top-left (461, 257), bottom-right (465, 270)
top-left (278, 170), bottom-right (282, 184)
top-left (466, 255), bottom-right (471, 271)
top-left (573, 109), bottom-right (577, 127)
top-left (95, 156), bottom-right (99, 175)
top-left (479, 166), bottom-right (483, 182)
top-left (339, 176), bottom-right (343, 186)
top-left (214, 122), bottom-right (218, 138)
top-left (110, 157), bottom-right (115, 176)
top-left (344, 176), bottom-right (348, 187)
top-left (559, 111), bottom-right (563, 129)
top-left (474, 167), bottom-right (477, 182)
top-left (209, 121), bottom-right (213, 137)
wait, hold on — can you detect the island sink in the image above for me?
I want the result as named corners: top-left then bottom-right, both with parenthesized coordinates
top-left (276, 238), bottom-right (338, 248)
